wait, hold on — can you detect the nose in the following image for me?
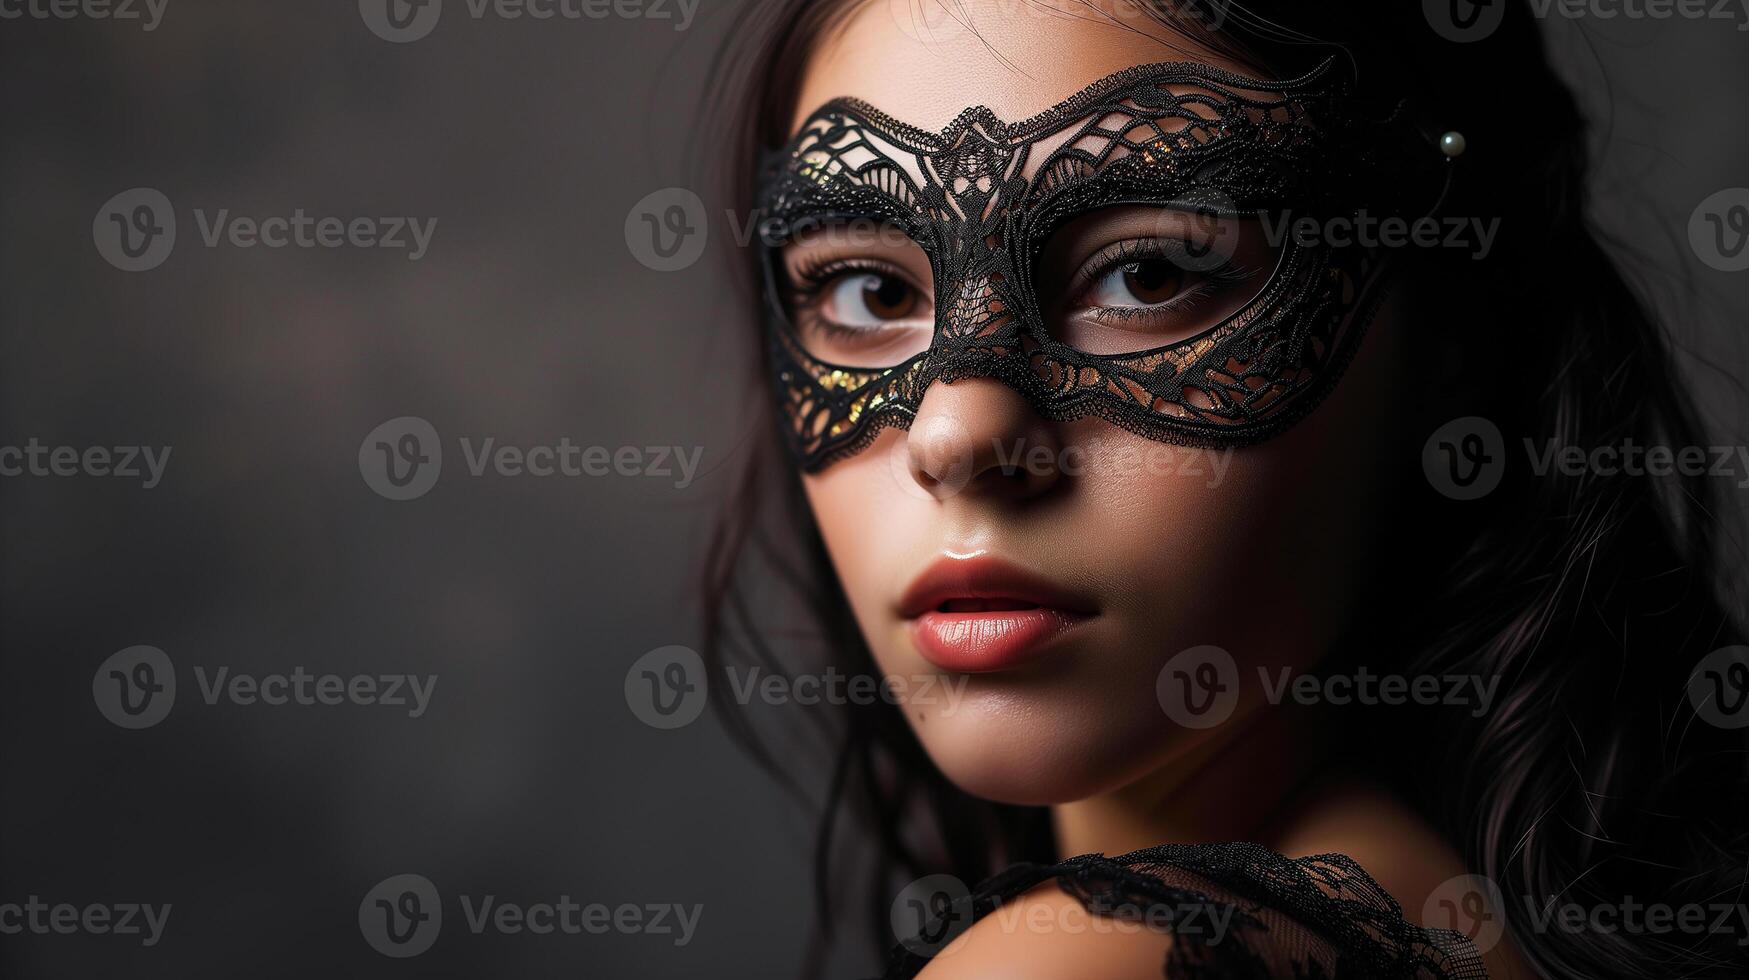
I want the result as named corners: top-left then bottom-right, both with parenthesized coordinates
top-left (905, 377), bottom-right (1062, 501)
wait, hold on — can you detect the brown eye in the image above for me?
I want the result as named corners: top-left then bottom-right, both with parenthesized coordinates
top-left (828, 272), bottom-right (922, 325)
top-left (860, 273), bottom-right (919, 320)
top-left (1113, 259), bottom-right (1185, 306)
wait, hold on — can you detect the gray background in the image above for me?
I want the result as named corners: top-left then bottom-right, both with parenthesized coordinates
top-left (2, 3), bottom-right (1745, 977)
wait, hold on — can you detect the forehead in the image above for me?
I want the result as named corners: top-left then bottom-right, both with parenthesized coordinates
top-left (789, 0), bottom-right (1262, 136)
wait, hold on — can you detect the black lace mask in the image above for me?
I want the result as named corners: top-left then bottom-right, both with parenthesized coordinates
top-left (756, 59), bottom-right (1448, 471)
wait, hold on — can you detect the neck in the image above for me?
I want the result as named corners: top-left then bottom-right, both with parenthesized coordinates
top-left (1050, 704), bottom-right (1329, 858)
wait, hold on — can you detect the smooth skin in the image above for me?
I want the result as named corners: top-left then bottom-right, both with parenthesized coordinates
top-left (786, 1), bottom-right (1533, 976)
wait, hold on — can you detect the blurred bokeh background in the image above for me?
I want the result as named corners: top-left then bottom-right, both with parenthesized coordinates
top-left (2, 2), bottom-right (1745, 977)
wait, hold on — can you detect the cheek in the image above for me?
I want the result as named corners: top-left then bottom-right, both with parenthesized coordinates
top-left (1087, 310), bottom-right (1404, 669)
top-left (1086, 438), bottom-right (1377, 656)
top-left (798, 428), bottom-right (930, 630)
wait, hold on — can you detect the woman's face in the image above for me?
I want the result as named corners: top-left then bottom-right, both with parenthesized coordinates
top-left (782, 0), bottom-right (1406, 805)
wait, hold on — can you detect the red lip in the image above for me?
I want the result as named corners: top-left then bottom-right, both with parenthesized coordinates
top-left (900, 555), bottom-right (1096, 672)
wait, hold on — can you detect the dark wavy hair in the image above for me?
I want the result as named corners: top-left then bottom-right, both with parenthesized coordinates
top-left (695, 2), bottom-right (1748, 977)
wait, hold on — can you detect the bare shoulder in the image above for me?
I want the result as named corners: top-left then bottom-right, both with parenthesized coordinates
top-left (912, 785), bottom-right (1538, 980)
top-left (1272, 777), bottom-right (1538, 980)
top-left (915, 882), bottom-right (1172, 980)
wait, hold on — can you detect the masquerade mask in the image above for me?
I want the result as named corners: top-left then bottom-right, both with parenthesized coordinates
top-left (757, 58), bottom-right (1451, 471)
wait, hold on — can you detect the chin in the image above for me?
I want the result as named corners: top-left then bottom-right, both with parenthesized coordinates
top-left (911, 689), bottom-right (1186, 806)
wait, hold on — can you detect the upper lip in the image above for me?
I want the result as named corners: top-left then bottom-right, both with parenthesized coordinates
top-left (898, 554), bottom-right (1097, 619)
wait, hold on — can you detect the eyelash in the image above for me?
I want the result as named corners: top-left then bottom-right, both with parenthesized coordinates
top-left (1070, 239), bottom-right (1253, 322)
top-left (785, 257), bottom-right (926, 337)
top-left (788, 256), bottom-right (911, 294)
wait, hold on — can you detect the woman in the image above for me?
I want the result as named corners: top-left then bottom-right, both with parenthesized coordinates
top-left (700, 2), bottom-right (1747, 977)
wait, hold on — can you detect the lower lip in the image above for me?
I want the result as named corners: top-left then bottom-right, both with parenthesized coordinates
top-left (910, 608), bottom-right (1090, 672)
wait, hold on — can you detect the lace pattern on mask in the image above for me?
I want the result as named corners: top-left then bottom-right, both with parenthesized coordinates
top-left (758, 59), bottom-right (1440, 470)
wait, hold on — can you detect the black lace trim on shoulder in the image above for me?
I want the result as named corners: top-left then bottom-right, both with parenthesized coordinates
top-left (881, 842), bottom-right (1487, 980)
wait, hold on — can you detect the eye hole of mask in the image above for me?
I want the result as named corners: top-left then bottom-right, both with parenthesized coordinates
top-left (776, 208), bottom-right (1284, 367)
top-left (1035, 205), bottom-right (1280, 356)
top-left (777, 220), bottom-right (936, 369)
